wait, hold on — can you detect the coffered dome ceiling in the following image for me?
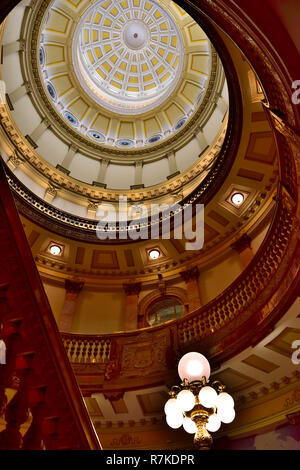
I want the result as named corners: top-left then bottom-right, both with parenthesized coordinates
top-left (0, 0), bottom-right (231, 222)
top-left (0, 0), bottom-right (278, 263)
top-left (73, 0), bottom-right (184, 115)
top-left (37, 0), bottom-right (218, 149)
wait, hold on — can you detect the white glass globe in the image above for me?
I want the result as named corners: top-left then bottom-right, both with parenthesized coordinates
top-left (176, 390), bottom-right (196, 412)
top-left (199, 386), bottom-right (218, 408)
top-left (216, 392), bottom-right (234, 412)
top-left (49, 245), bottom-right (62, 256)
top-left (218, 407), bottom-right (235, 424)
top-left (166, 412), bottom-right (184, 429)
top-left (164, 398), bottom-right (180, 416)
top-left (206, 414), bottom-right (221, 433)
top-left (231, 192), bottom-right (244, 206)
top-left (183, 417), bottom-right (197, 434)
top-left (178, 352), bottom-right (211, 382)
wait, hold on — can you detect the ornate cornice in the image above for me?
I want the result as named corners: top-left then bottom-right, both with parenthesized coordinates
top-left (23, 0), bottom-right (222, 159)
top-left (0, 104), bottom-right (227, 203)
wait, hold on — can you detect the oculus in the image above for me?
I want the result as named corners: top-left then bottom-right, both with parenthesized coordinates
top-left (39, 47), bottom-right (44, 66)
top-left (148, 135), bottom-right (161, 144)
top-left (117, 139), bottom-right (133, 147)
top-left (89, 131), bottom-right (105, 142)
top-left (46, 83), bottom-right (56, 101)
top-left (64, 112), bottom-right (78, 126)
top-left (175, 119), bottom-right (186, 130)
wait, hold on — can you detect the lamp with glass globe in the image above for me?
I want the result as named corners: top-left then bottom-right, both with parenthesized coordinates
top-left (164, 352), bottom-right (235, 450)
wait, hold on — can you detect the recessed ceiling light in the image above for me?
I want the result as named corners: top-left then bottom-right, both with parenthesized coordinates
top-left (149, 249), bottom-right (160, 260)
top-left (49, 245), bottom-right (62, 256)
top-left (231, 192), bottom-right (245, 206)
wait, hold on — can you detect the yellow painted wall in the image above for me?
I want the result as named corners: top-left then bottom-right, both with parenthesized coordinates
top-left (71, 287), bottom-right (126, 334)
top-left (43, 281), bottom-right (66, 323)
top-left (198, 251), bottom-right (243, 304)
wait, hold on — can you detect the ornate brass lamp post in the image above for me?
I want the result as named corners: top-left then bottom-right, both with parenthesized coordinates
top-left (165, 352), bottom-right (235, 450)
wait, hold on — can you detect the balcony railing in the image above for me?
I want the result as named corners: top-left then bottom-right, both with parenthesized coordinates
top-left (61, 186), bottom-right (300, 390)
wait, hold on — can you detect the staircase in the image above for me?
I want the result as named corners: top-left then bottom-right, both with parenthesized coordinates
top-left (0, 160), bottom-right (101, 450)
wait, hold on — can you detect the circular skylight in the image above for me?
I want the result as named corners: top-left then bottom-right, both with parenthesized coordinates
top-left (73, 0), bottom-right (184, 114)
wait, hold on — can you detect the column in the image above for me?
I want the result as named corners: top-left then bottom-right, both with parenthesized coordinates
top-left (231, 234), bottom-right (254, 269)
top-left (58, 144), bottom-right (77, 172)
top-left (8, 82), bottom-right (31, 107)
top-left (215, 94), bottom-right (228, 115)
top-left (131, 161), bottom-right (144, 189)
top-left (123, 283), bottom-right (141, 331)
top-left (180, 266), bottom-right (201, 313)
top-left (94, 159), bottom-right (109, 187)
top-left (2, 39), bottom-right (25, 56)
top-left (167, 151), bottom-right (180, 179)
top-left (195, 127), bottom-right (208, 153)
top-left (58, 279), bottom-right (84, 333)
top-left (29, 118), bottom-right (50, 146)
top-left (135, 161), bottom-right (143, 186)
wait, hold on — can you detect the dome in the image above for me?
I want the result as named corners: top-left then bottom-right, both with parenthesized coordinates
top-left (36, 0), bottom-right (222, 150)
top-left (73, 0), bottom-right (184, 114)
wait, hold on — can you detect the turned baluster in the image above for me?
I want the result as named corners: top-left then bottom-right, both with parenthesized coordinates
top-left (0, 352), bottom-right (33, 450)
top-left (99, 340), bottom-right (104, 362)
top-left (22, 386), bottom-right (47, 450)
top-left (81, 340), bottom-right (87, 363)
top-left (86, 341), bottom-right (93, 363)
top-left (69, 339), bottom-right (76, 362)
top-left (0, 319), bottom-right (23, 419)
top-left (74, 340), bottom-right (82, 363)
top-left (94, 340), bottom-right (101, 362)
top-left (105, 339), bottom-right (111, 362)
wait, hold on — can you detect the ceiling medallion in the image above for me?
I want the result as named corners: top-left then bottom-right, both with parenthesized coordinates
top-left (73, 0), bottom-right (184, 114)
top-left (123, 20), bottom-right (150, 50)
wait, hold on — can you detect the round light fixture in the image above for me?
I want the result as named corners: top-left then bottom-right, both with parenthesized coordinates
top-left (183, 417), bottom-right (197, 434)
top-left (178, 352), bottom-right (211, 382)
top-left (166, 412), bottom-right (183, 429)
top-left (164, 398), bottom-right (180, 416)
top-left (216, 392), bottom-right (235, 411)
top-left (217, 407), bottom-right (235, 424)
top-left (176, 389), bottom-right (196, 412)
top-left (199, 386), bottom-right (218, 408)
top-left (166, 352), bottom-right (235, 449)
top-left (206, 414), bottom-right (221, 433)
top-left (149, 249), bottom-right (160, 260)
top-left (49, 245), bottom-right (62, 256)
top-left (231, 192), bottom-right (245, 206)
